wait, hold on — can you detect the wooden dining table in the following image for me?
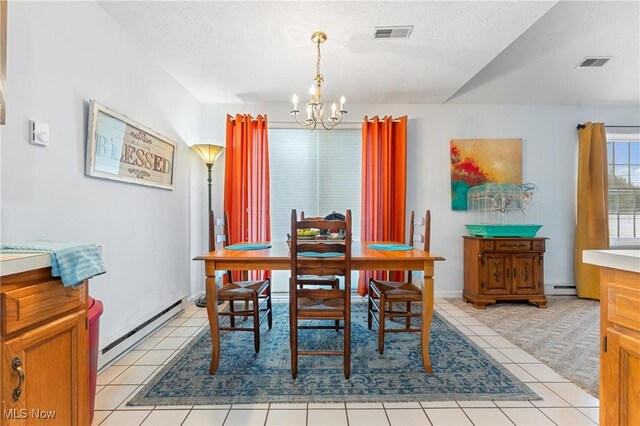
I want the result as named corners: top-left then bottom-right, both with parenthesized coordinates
top-left (194, 241), bottom-right (445, 375)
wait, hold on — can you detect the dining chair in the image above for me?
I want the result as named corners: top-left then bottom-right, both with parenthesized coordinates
top-left (297, 211), bottom-right (340, 291)
top-left (367, 210), bottom-right (431, 354)
top-left (216, 211), bottom-right (273, 353)
top-left (290, 209), bottom-right (352, 379)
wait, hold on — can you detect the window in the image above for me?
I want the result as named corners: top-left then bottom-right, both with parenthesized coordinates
top-left (607, 135), bottom-right (640, 248)
top-left (269, 128), bottom-right (362, 292)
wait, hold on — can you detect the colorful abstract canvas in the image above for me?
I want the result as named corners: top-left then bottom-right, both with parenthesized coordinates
top-left (450, 139), bottom-right (522, 210)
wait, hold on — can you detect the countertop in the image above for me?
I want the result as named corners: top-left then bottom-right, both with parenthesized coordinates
top-left (1, 252), bottom-right (52, 276)
top-left (583, 249), bottom-right (640, 273)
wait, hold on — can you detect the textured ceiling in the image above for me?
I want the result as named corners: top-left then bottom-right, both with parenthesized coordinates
top-left (99, 1), bottom-right (640, 105)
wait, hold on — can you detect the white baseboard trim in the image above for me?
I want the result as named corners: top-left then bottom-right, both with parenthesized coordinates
top-left (97, 299), bottom-right (184, 370)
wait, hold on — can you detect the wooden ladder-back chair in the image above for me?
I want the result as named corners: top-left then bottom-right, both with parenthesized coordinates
top-left (216, 211), bottom-right (273, 353)
top-left (290, 209), bottom-right (352, 379)
top-left (368, 210), bottom-right (431, 354)
top-left (297, 211), bottom-right (340, 291)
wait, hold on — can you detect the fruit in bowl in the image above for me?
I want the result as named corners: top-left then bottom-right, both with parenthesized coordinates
top-left (297, 228), bottom-right (318, 237)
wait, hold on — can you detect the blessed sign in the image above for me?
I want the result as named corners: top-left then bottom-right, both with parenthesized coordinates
top-left (86, 101), bottom-right (176, 189)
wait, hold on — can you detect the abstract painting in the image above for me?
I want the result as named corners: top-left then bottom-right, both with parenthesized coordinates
top-left (450, 139), bottom-right (522, 210)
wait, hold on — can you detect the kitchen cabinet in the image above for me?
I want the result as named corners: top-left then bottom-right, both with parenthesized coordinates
top-left (463, 236), bottom-right (547, 308)
top-left (584, 250), bottom-right (639, 426)
top-left (1, 256), bottom-right (89, 425)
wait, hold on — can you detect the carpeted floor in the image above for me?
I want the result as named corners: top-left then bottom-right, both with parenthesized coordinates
top-left (128, 303), bottom-right (538, 406)
top-left (448, 296), bottom-right (599, 397)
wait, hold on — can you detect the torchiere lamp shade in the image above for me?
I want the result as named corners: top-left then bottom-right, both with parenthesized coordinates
top-left (191, 144), bottom-right (225, 166)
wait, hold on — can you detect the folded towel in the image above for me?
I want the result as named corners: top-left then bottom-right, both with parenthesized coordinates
top-left (225, 243), bottom-right (272, 251)
top-left (1, 240), bottom-right (106, 286)
top-left (298, 252), bottom-right (344, 258)
top-left (367, 243), bottom-right (414, 251)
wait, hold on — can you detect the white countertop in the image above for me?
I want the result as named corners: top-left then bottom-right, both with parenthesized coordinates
top-left (1, 252), bottom-right (52, 276)
top-left (583, 249), bottom-right (640, 273)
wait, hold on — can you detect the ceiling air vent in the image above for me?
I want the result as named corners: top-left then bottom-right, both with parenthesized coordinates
top-left (374, 25), bottom-right (414, 39)
top-left (577, 57), bottom-right (612, 68)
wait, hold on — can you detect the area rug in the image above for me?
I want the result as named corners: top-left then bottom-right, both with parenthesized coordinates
top-left (128, 303), bottom-right (539, 406)
top-left (448, 296), bottom-right (599, 397)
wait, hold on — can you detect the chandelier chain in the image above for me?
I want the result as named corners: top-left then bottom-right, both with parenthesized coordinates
top-left (316, 39), bottom-right (322, 81)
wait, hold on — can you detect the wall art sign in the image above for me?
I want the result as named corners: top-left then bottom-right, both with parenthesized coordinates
top-left (86, 101), bottom-right (176, 190)
top-left (450, 138), bottom-right (522, 210)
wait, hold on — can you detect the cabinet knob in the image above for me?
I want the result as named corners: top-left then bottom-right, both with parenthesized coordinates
top-left (12, 357), bottom-right (25, 401)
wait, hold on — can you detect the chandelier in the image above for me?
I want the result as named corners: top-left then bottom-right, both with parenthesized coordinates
top-left (290, 31), bottom-right (347, 130)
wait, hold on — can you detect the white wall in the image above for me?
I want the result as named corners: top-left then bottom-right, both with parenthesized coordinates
top-left (0, 2), bottom-right (204, 348)
top-left (202, 102), bottom-right (640, 296)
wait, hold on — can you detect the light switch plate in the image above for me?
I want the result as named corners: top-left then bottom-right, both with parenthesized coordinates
top-left (29, 120), bottom-right (50, 147)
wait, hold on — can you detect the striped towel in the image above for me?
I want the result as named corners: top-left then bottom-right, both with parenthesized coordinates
top-left (1, 240), bottom-right (106, 287)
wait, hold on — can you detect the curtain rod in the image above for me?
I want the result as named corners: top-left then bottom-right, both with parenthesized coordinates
top-left (577, 124), bottom-right (640, 130)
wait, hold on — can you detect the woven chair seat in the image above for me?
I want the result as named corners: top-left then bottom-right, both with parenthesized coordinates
top-left (298, 297), bottom-right (345, 313)
top-left (370, 279), bottom-right (422, 301)
top-left (218, 280), bottom-right (269, 300)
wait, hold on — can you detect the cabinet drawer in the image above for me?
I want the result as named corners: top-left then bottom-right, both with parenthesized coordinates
top-left (480, 240), bottom-right (495, 251)
top-left (2, 279), bottom-right (86, 335)
top-left (494, 240), bottom-right (532, 251)
top-left (608, 283), bottom-right (640, 332)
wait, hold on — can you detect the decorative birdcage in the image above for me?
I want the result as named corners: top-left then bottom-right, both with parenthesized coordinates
top-left (465, 183), bottom-right (542, 237)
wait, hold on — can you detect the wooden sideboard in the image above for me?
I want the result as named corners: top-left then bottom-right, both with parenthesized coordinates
top-left (1, 255), bottom-right (90, 425)
top-left (463, 236), bottom-right (547, 308)
top-left (584, 250), bottom-right (639, 426)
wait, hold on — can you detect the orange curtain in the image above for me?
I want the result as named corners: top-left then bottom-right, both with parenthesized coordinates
top-left (574, 122), bottom-right (609, 299)
top-left (224, 114), bottom-right (271, 281)
top-left (359, 116), bottom-right (408, 296)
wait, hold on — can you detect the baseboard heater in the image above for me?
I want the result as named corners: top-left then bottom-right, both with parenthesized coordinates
top-left (97, 299), bottom-right (183, 370)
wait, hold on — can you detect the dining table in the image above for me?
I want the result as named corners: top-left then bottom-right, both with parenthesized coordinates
top-left (194, 241), bottom-right (445, 375)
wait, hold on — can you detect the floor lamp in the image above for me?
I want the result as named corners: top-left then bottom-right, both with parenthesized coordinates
top-left (191, 144), bottom-right (225, 308)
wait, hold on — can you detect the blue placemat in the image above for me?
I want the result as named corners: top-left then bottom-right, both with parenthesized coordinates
top-left (225, 243), bottom-right (272, 251)
top-left (298, 252), bottom-right (344, 258)
top-left (368, 243), bottom-right (414, 251)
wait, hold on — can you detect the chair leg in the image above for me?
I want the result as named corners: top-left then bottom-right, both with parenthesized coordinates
top-left (266, 279), bottom-right (273, 329)
top-left (334, 279), bottom-right (340, 331)
top-left (405, 301), bottom-right (411, 329)
top-left (229, 299), bottom-right (235, 328)
top-left (344, 306), bottom-right (351, 379)
top-left (378, 294), bottom-right (386, 355)
top-left (252, 293), bottom-right (260, 353)
top-left (367, 286), bottom-right (373, 330)
top-left (291, 315), bottom-right (298, 379)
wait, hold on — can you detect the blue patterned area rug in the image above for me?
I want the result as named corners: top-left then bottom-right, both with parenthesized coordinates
top-left (128, 303), bottom-right (539, 405)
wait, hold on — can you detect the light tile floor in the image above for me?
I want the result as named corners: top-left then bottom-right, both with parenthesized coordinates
top-left (93, 299), bottom-right (599, 425)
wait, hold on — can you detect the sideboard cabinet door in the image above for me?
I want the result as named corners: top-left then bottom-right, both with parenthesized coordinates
top-left (1, 310), bottom-right (88, 425)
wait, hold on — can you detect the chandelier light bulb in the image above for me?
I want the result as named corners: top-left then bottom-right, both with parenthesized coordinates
top-left (289, 31), bottom-right (347, 130)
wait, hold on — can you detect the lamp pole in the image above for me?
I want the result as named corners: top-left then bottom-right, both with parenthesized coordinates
top-left (207, 163), bottom-right (214, 252)
top-left (191, 144), bottom-right (225, 308)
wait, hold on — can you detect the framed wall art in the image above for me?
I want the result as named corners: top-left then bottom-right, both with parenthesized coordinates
top-left (85, 101), bottom-right (176, 190)
top-left (450, 138), bottom-right (522, 210)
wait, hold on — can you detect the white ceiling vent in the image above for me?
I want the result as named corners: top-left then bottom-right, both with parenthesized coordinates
top-left (374, 26), bottom-right (414, 39)
top-left (577, 57), bottom-right (612, 68)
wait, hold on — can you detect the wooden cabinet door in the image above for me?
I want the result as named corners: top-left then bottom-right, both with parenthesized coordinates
top-left (601, 329), bottom-right (640, 426)
top-left (481, 253), bottom-right (511, 295)
top-left (511, 253), bottom-right (541, 295)
top-left (1, 311), bottom-right (89, 425)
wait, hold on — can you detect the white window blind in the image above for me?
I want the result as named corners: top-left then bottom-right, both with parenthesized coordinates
top-left (269, 128), bottom-right (362, 292)
top-left (607, 132), bottom-right (640, 248)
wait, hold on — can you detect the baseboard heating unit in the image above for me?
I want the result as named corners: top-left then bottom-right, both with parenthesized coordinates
top-left (97, 299), bottom-right (183, 370)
